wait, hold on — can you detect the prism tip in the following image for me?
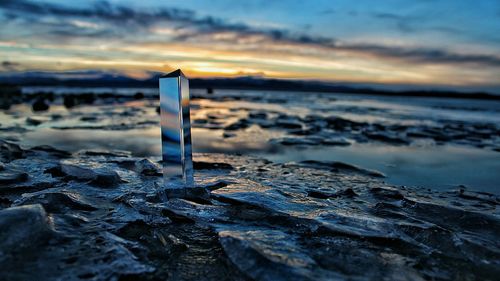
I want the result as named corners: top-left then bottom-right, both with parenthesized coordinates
top-left (161, 69), bottom-right (186, 78)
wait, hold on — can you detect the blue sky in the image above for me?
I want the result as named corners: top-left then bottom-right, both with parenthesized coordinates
top-left (1, 0), bottom-right (499, 90)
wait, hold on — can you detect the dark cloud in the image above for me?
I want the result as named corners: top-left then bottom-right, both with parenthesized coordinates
top-left (49, 26), bottom-right (115, 38)
top-left (372, 12), bottom-right (462, 35)
top-left (1, 0), bottom-right (499, 68)
top-left (0, 0), bottom-right (251, 36)
top-left (319, 9), bottom-right (335, 15)
top-left (0, 0), bottom-right (194, 26)
top-left (373, 12), bottom-right (418, 32)
top-left (337, 44), bottom-right (500, 67)
top-left (0, 0), bottom-right (333, 45)
top-left (373, 12), bottom-right (403, 20)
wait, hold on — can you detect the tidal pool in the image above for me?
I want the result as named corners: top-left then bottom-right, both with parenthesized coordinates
top-left (18, 126), bottom-right (499, 194)
top-left (5, 87), bottom-right (500, 195)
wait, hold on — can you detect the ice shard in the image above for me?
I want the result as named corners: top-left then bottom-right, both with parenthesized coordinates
top-left (160, 69), bottom-right (194, 192)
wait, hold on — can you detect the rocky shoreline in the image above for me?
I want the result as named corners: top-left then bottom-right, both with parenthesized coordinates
top-left (1, 87), bottom-right (499, 280)
top-left (1, 140), bottom-right (499, 280)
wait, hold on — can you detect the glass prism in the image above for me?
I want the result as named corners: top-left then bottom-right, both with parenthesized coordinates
top-left (159, 69), bottom-right (194, 190)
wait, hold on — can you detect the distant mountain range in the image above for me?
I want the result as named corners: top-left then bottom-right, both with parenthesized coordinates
top-left (1, 71), bottom-right (499, 100)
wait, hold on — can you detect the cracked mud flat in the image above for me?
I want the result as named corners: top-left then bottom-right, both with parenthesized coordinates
top-left (0, 140), bottom-right (499, 281)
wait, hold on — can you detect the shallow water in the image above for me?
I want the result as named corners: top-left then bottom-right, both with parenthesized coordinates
top-left (22, 127), bottom-right (498, 193)
top-left (261, 143), bottom-right (500, 192)
top-left (3, 87), bottom-right (500, 194)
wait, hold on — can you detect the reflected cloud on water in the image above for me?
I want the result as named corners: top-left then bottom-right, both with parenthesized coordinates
top-left (2, 88), bottom-right (499, 194)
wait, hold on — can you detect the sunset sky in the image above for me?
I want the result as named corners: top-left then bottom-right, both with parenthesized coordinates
top-left (0, 0), bottom-right (499, 90)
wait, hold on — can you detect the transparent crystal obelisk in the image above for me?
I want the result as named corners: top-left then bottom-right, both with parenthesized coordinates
top-left (160, 69), bottom-right (194, 195)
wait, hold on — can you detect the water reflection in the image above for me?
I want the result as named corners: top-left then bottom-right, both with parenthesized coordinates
top-left (260, 143), bottom-right (500, 193)
top-left (5, 88), bottom-right (499, 195)
top-left (19, 125), bottom-right (499, 194)
top-left (23, 127), bottom-right (161, 156)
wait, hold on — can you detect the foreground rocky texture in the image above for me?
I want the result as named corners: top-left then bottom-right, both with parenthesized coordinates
top-left (0, 141), bottom-right (499, 280)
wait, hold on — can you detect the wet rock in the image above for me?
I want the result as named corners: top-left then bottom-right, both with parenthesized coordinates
top-left (364, 132), bottom-right (410, 145)
top-left (28, 145), bottom-right (72, 158)
top-left (165, 186), bottom-right (210, 200)
top-left (63, 95), bottom-right (76, 108)
top-left (193, 161), bottom-right (233, 170)
top-left (32, 98), bottom-right (49, 112)
top-left (46, 163), bottom-right (122, 187)
top-left (0, 169), bottom-right (28, 185)
top-left (457, 188), bottom-right (499, 205)
top-left (207, 113), bottom-right (226, 120)
top-left (330, 162), bottom-right (385, 178)
top-left (250, 119), bottom-right (273, 129)
top-left (83, 150), bottom-right (131, 157)
top-left (92, 168), bottom-right (122, 187)
top-left (51, 114), bottom-right (63, 120)
top-left (165, 234), bottom-right (189, 251)
top-left (266, 98), bottom-right (287, 104)
top-left (135, 159), bottom-right (161, 176)
top-left (26, 116), bottom-right (49, 126)
top-left (325, 116), bottom-right (365, 131)
top-left (300, 160), bottom-right (386, 178)
top-left (63, 94), bottom-right (96, 108)
top-left (80, 116), bottom-right (98, 122)
top-left (56, 163), bottom-right (97, 180)
top-left (76, 93), bottom-right (96, 105)
top-left (159, 198), bottom-right (223, 222)
top-left (248, 112), bottom-right (267, 119)
top-left (0, 196), bottom-right (11, 208)
top-left (0, 140), bottom-right (25, 162)
top-left (307, 188), bottom-right (358, 199)
top-left (193, 119), bottom-right (208, 125)
top-left (134, 92), bottom-right (145, 99)
top-left (288, 127), bottom-right (321, 136)
top-left (0, 148), bottom-right (497, 280)
top-left (219, 229), bottom-right (340, 281)
top-left (305, 236), bottom-right (425, 281)
top-left (15, 192), bottom-right (98, 213)
top-left (224, 119), bottom-right (249, 131)
top-left (370, 187), bottom-right (405, 200)
top-left (277, 137), bottom-right (320, 146)
top-left (201, 179), bottom-right (231, 191)
top-left (399, 198), bottom-right (500, 252)
top-left (0, 204), bottom-right (55, 252)
top-left (322, 137), bottom-right (351, 146)
top-left (223, 132), bottom-right (236, 138)
top-left (194, 120), bottom-right (227, 130)
top-left (306, 190), bottom-right (335, 199)
top-left (406, 129), bottom-right (437, 139)
top-left (275, 119), bottom-right (303, 129)
top-left (110, 159), bottom-right (136, 171)
top-left (148, 230), bottom-right (189, 252)
top-left (0, 85), bottom-right (21, 109)
top-left (0, 126), bottom-right (28, 134)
